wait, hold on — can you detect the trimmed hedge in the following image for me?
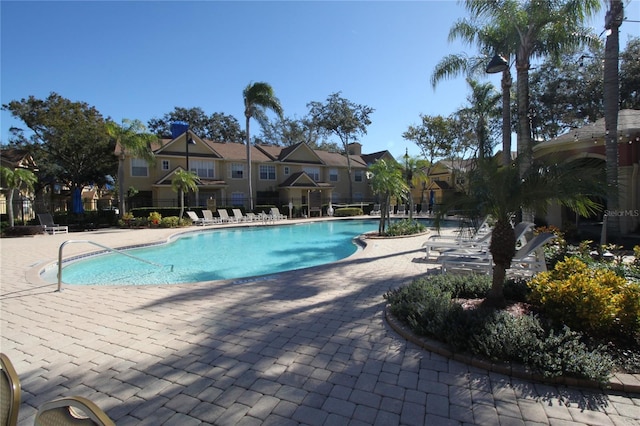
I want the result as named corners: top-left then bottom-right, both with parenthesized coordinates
top-left (333, 207), bottom-right (363, 217)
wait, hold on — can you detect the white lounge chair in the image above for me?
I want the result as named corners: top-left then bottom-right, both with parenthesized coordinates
top-left (38, 213), bottom-right (68, 235)
top-left (186, 211), bottom-right (209, 226)
top-left (440, 232), bottom-right (556, 277)
top-left (370, 204), bottom-right (381, 215)
top-left (232, 209), bottom-right (248, 222)
top-left (245, 212), bottom-right (259, 222)
top-left (270, 207), bottom-right (286, 220)
top-left (434, 222), bottom-right (534, 262)
top-left (217, 209), bottom-right (234, 223)
top-left (397, 204), bottom-right (406, 216)
top-left (202, 209), bottom-right (220, 224)
top-left (422, 216), bottom-right (497, 259)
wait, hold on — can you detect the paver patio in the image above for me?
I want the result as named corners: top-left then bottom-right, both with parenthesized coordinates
top-left (1, 219), bottom-right (638, 425)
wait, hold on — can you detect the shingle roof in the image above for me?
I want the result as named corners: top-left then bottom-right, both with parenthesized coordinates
top-left (0, 147), bottom-right (37, 169)
top-left (135, 135), bottom-right (392, 168)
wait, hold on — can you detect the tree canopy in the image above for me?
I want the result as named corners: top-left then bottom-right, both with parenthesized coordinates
top-left (528, 36), bottom-right (640, 140)
top-left (308, 92), bottom-right (374, 201)
top-left (258, 115), bottom-right (341, 152)
top-left (148, 107), bottom-right (244, 142)
top-left (2, 93), bottom-right (116, 204)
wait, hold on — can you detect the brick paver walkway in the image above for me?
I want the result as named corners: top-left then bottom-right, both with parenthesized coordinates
top-left (1, 220), bottom-right (639, 425)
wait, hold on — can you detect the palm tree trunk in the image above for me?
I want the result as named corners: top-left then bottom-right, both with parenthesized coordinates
top-left (179, 189), bottom-right (185, 219)
top-left (487, 218), bottom-right (516, 307)
top-left (603, 0), bottom-right (623, 239)
top-left (246, 115), bottom-right (253, 211)
top-left (501, 69), bottom-right (512, 166)
top-left (516, 62), bottom-right (532, 177)
top-left (6, 190), bottom-right (15, 227)
top-left (118, 155), bottom-right (125, 217)
top-left (488, 264), bottom-right (507, 307)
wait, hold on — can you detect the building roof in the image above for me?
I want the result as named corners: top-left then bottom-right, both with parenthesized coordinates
top-left (535, 109), bottom-right (640, 149)
top-left (0, 147), bottom-right (37, 170)
top-left (125, 133), bottom-right (392, 168)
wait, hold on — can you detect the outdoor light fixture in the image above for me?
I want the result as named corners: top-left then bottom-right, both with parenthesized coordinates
top-left (486, 54), bottom-right (509, 74)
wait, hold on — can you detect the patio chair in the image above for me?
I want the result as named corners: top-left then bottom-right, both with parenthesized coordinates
top-left (370, 204), bottom-right (381, 215)
top-left (217, 209), bottom-right (234, 223)
top-left (422, 216), bottom-right (498, 259)
top-left (397, 204), bottom-right (406, 216)
top-left (202, 209), bottom-right (220, 224)
top-left (34, 396), bottom-right (115, 426)
top-left (38, 213), bottom-right (69, 235)
top-left (232, 209), bottom-right (248, 222)
top-left (433, 222), bottom-right (534, 262)
top-left (1, 353), bottom-right (21, 426)
top-left (186, 211), bottom-right (207, 226)
top-left (440, 232), bottom-right (556, 277)
top-left (245, 212), bottom-right (259, 221)
top-left (270, 207), bottom-right (286, 220)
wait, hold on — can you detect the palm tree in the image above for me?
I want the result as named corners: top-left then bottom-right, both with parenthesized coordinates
top-left (457, 78), bottom-right (501, 159)
top-left (243, 82), bottom-right (283, 211)
top-left (0, 166), bottom-right (38, 227)
top-left (431, 18), bottom-right (514, 166)
top-left (171, 170), bottom-right (200, 220)
top-left (107, 119), bottom-right (156, 217)
top-left (463, 0), bottom-right (601, 175)
top-left (401, 153), bottom-right (428, 220)
top-left (440, 157), bottom-right (604, 307)
top-left (367, 159), bottom-right (409, 234)
top-left (603, 0), bottom-right (624, 238)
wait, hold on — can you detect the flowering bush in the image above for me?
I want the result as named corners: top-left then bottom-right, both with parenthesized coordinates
top-left (528, 257), bottom-right (640, 336)
top-left (148, 211), bottom-right (162, 226)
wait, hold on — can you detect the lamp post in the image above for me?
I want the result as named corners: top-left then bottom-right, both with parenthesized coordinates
top-left (486, 54), bottom-right (512, 167)
top-left (170, 121), bottom-right (195, 206)
top-left (404, 148), bottom-right (412, 218)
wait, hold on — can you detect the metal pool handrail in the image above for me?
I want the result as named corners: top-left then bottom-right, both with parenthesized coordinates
top-left (57, 240), bottom-right (171, 292)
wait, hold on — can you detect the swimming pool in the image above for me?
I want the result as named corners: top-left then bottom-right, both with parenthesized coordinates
top-left (53, 218), bottom-right (445, 286)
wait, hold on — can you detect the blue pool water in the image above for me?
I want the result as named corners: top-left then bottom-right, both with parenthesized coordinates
top-left (56, 218), bottom-right (444, 286)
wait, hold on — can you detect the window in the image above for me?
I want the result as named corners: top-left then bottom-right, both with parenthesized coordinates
top-left (131, 158), bottom-right (148, 177)
top-left (191, 160), bottom-right (214, 178)
top-left (161, 160), bottom-right (170, 171)
top-left (354, 170), bottom-right (363, 182)
top-left (259, 164), bottom-right (276, 180)
top-left (303, 167), bottom-right (320, 181)
top-left (230, 163), bottom-right (244, 179)
top-left (284, 166), bottom-right (290, 176)
top-left (329, 169), bottom-right (338, 182)
top-left (231, 192), bottom-right (245, 206)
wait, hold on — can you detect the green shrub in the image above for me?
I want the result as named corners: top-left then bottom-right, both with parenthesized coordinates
top-left (384, 219), bottom-right (426, 236)
top-left (160, 216), bottom-right (180, 228)
top-left (2, 225), bottom-right (44, 237)
top-left (528, 257), bottom-right (640, 336)
top-left (524, 326), bottom-right (613, 382)
top-left (385, 275), bottom-right (615, 382)
top-left (333, 207), bottom-right (363, 217)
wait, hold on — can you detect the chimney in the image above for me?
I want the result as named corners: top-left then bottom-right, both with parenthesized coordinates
top-left (347, 142), bottom-right (362, 155)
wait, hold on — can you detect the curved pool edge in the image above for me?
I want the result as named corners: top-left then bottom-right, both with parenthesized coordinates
top-left (28, 218), bottom-right (382, 289)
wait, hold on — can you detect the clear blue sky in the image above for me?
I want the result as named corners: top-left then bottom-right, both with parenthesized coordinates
top-left (1, 0), bottom-right (639, 160)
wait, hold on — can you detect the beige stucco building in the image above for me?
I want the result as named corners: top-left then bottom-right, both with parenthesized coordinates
top-left (533, 109), bottom-right (640, 234)
top-left (118, 131), bottom-right (394, 214)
